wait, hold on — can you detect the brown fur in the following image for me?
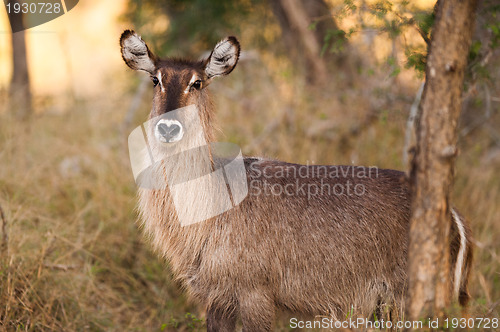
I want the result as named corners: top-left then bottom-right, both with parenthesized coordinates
top-left (121, 31), bottom-right (473, 331)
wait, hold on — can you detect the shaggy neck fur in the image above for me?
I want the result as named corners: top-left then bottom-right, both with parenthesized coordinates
top-left (138, 96), bottom-right (220, 282)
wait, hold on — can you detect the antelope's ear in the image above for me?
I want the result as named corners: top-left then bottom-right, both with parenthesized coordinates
top-left (204, 36), bottom-right (240, 79)
top-left (120, 30), bottom-right (157, 73)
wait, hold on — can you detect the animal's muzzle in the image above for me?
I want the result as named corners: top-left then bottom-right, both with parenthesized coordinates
top-left (155, 119), bottom-right (184, 143)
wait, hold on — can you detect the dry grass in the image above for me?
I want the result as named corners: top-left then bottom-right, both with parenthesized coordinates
top-left (0, 94), bottom-right (203, 331)
top-left (0, 47), bottom-right (498, 332)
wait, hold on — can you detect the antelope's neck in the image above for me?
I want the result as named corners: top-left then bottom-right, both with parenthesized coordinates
top-left (136, 122), bottom-right (218, 275)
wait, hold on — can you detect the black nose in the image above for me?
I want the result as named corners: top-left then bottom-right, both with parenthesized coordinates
top-left (158, 123), bottom-right (180, 137)
top-left (157, 122), bottom-right (182, 143)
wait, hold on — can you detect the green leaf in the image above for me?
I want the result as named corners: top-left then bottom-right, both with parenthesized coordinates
top-left (308, 20), bottom-right (319, 31)
top-left (390, 66), bottom-right (401, 77)
top-left (469, 40), bottom-right (482, 61)
top-left (405, 48), bottom-right (427, 75)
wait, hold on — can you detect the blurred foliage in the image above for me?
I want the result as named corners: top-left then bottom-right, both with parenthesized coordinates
top-left (312, 0), bottom-right (500, 83)
top-left (312, 0), bottom-right (435, 75)
top-left (123, 0), bottom-right (262, 56)
top-left (122, 0), bottom-right (500, 84)
top-left (320, 27), bottom-right (353, 56)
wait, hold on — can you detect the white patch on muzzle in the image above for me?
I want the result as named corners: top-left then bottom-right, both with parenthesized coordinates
top-left (155, 119), bottom-right (184, 143)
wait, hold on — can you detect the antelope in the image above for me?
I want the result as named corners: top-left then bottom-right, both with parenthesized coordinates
top-left (120, 30), bottom-right (473, 331)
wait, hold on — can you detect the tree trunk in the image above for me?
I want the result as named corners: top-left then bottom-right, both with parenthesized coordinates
top-left (406, 0), bottom-right (477, 325)
top-left (7, 0), bottom-right (32, 119)
top-left (269, 0), bottom-right (350, 85)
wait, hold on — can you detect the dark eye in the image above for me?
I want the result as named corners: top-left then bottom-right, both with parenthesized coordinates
top-left (191, 80), bottom-right (202, 90)
top-left (151, 76), bottom-right (159, 87)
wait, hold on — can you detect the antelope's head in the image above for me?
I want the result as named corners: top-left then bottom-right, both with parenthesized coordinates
top-left (120, 30), bottom-right (240, 144)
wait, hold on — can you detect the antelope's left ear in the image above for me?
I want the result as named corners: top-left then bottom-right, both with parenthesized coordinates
top-left (205, 36), bottom-right (240, 79)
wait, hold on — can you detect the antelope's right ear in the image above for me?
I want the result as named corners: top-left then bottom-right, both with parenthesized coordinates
top-left (120, 30), bottom-right (157, 74)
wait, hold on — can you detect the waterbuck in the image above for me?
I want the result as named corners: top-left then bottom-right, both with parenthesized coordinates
top-left (120, 30), bottom-right (473, 331)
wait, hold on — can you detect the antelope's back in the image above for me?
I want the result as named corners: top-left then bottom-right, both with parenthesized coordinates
top-left (204, 158), bottom-right (413, 317)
